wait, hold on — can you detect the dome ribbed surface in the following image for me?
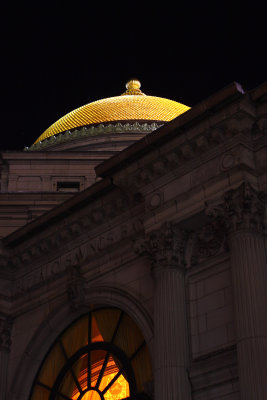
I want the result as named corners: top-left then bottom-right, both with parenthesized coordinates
top-left (34, 80), bottom-right (190, 144)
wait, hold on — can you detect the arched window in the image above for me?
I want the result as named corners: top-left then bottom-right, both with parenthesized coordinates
top-left (30, 308), bottom-right (152, 400)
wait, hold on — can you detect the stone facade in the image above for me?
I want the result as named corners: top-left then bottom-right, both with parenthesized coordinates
top-left (0, 132), bottom-right (145, 237)
top-left (0, 81), bottom-right (267, 399)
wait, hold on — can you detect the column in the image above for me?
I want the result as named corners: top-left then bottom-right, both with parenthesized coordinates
top-left (0, 317), bottom-right (12, 400)
top-left (137, 223), bottom-right (192, 400)
top-left (212, 183), bottom-right (267, 399)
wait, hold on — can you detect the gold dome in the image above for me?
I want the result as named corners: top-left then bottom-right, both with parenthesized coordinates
top-left (34, 80), bottom-right (190, 144)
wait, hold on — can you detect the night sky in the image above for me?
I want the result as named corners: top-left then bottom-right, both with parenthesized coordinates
top-left (1, 2), bottom-right (266, 150)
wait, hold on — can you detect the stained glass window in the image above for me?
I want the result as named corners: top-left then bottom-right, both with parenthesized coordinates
top-left (30, 308), bottom-right (152, 400)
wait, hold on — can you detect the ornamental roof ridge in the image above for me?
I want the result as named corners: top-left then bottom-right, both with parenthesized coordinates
top-left (25, 121), bottom-right (163, 151)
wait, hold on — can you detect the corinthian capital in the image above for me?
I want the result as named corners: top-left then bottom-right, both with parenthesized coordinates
top-left (206, 182), bottom-right (266, 234)
top-left (134, 222), bottom-right (187, 271)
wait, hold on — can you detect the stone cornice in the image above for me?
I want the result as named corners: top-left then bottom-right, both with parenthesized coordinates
top-left (25, 121), bottom-right (162, 151)
top-left (10, 216), bottom-right (144, 295)
top-left (6, 189), bottom-right (141, 271)
top-left (3, 178), bottom-right (114, 248)
top-left (96, 82), bottom-right (252, 179)
top-left (110, 115), bottom-right (257, 193)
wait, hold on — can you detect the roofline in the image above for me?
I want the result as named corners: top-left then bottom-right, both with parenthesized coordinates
top-left (3, 81), bottom-right (247, 247)
top-left (95, 82), bottom-right (245, 178)
top-left (3, 177), bottom-right (113, 247)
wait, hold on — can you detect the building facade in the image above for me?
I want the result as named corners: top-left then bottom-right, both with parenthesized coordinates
top-left (0, 80), bottom-right (267, 400)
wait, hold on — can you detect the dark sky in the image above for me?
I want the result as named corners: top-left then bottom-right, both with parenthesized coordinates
top-left (1, 2), bottom-right (266, 150)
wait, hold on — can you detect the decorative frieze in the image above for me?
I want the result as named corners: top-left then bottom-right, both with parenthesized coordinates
top-left (14, 218), bottom-right (143, 294)
top-left (25, 121), bottom-right (162, 151)
top-left (10, 192), bottom-right (138, 270)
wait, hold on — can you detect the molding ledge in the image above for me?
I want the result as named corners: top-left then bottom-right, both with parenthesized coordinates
top-left (25, 122), bottom-right (163, 151)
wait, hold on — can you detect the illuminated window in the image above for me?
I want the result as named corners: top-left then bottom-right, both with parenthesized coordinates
top-left (30, 308), bottom-right (152, 400)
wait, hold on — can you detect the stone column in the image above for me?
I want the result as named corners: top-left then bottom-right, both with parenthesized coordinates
top-left (0, 317), bottom-right (12, 400)
top-left (209, 182), bottom-right (267, 399)
top-left (136, 223), bottom-right (191, 400)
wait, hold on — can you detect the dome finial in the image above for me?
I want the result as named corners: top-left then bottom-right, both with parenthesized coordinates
top-left (126, 79), bottom-right (141, 90)
top-left (121, 79), bottom-right (145, 96)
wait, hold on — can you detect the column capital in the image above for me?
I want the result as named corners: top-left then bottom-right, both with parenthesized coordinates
top-left (206, 182), bottom-right (266, 234)
top-left (134, 222), bottom-right (187, 272)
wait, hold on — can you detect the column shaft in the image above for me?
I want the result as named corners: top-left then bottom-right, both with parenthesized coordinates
top-left (229, 231), bottom-right (267, 399)
top-left (154, 268), bottom-right (191, 400)
top-left (0, 348), bottom-right (9, 400)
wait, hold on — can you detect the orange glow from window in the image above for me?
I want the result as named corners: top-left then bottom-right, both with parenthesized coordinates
top-left (72, 355), bottom-right (129, 400)
top-left (72, 316), bottom-right (129, 400)
top-left (100, 372), bottom-right (129, 400)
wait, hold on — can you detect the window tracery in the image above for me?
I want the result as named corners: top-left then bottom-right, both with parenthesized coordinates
top-left (30, 308), bottom-right (152, 400)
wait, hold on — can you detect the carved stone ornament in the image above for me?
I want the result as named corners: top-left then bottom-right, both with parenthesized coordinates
top-left (9, 192), bottom-right (136, 270)
top-left (0, 317), bottom-right (13, 352)
top-left (25, 122), bottom-right (162, 151)
top-left (206, 182), bottom-right (266, 234)
top-left (191, 219), bottom-right (228, 265)
top-left (67, 265), bottom-right (86, 311)
top-left (134, 222), bottom-right (187, 271)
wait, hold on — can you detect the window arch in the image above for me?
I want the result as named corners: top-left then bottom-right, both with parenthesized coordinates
top-left (30, 308), bottom-right (152, 400)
